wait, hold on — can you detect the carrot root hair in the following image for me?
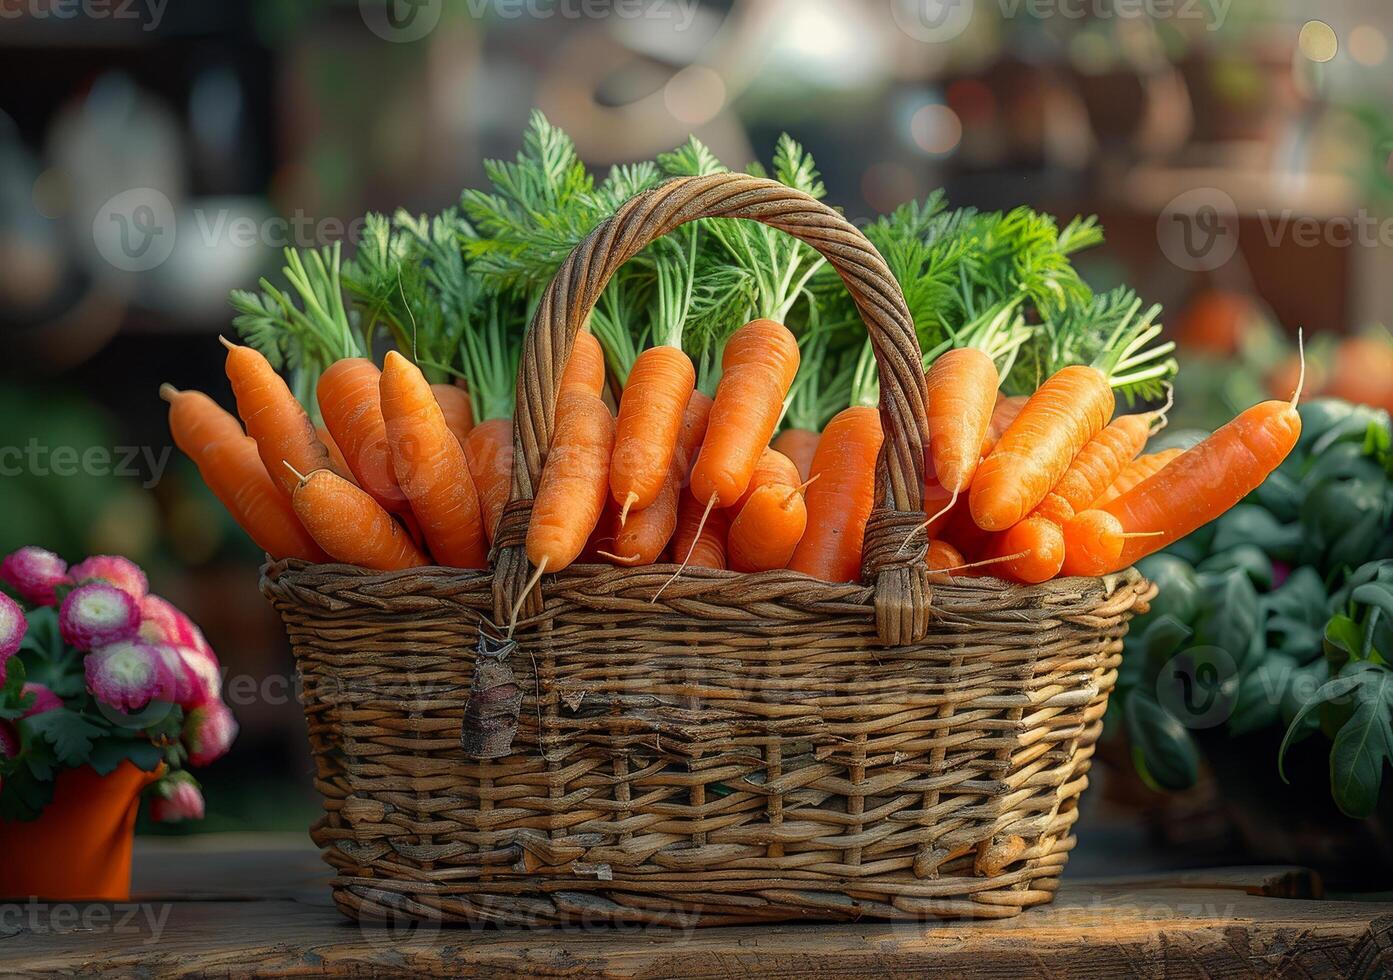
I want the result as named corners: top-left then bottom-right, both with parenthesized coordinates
top-left (1148, 384), bottom-right (1175, 435)
top-left (895, 486), bottom-right (959, 560)
top-left (596, 549), bottom-right (642, 566)
top-left (283, 461), bottom-right (309, 484)
top-left (652, 493), bottom-right (715, 603)
top-left (933, 550), bottom-right (1031, 577)
top-left (618, 491), bottom-right (639, 527)
top-left (1292, 328), bottom-right (1307, 407)
top-left (508, 555), bottom-right (548, 637)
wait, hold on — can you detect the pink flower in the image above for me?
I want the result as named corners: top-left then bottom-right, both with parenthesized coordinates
top-left (0, 720), bottom-right (18, 759)
top-left (60, 583), bottom-right (140, 651)
top-left (0, 592), bottom-right (25, 685)
top-left (84, 640), bottom-right (173, 712)
top-left (148, 774), bottom-right (205, 823)
top-left (1, 547), bottom-right (69, 606)
top-left (183, 700), bottom-right (237, 766)
top-left (69, 555), bottom-right (148, 601)
top-left (153, 646), bottom-right (205, 709)
top-left (138, 595), bottom-right (211, 654)
top-left (19, 683), bottom-right (61, 718)
top-left (177, 645), bottom-right (222, 705)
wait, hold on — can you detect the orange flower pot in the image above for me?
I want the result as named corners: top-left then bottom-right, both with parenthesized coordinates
top-left (0, 761), bottom-right (161, 901)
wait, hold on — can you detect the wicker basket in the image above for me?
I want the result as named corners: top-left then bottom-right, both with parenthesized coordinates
top-left (260, 172), bottom-right (1155, 926)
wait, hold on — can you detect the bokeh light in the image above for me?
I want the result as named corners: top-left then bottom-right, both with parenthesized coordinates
top-left (910, 104), bottom-right (962, 156)
top-left (1298, 20), bottom-right (1338, 64)
top-left (1349, 25), bottom-right (1388, 67)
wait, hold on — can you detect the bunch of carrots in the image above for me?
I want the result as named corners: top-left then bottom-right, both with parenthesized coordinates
top-left (163, 113), bottom-right (1301, 591)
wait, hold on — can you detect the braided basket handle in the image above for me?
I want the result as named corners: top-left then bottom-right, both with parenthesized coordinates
top-left (492, 172), bottom-right (933, 645)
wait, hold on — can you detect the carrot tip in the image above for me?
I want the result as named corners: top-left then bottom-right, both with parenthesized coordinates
top-left (282, 460), bottom-right (309, 485)
top-left (1119, 531), bottom-right (1167, 540)
top-left (618, 492), bottom-right (638, 528)
top-left (158, 383), bottom-right (181, 403)
top-left (508, 556), bottom-right (548, 637)
top-left (652, 494), bottom-right (716, 603)
top-left (1292, 328), bottom-right (1306, 407)
top-left (596, 549), bottom-right (642, 567)
top-left (218, 335), bottom-right (237, 352)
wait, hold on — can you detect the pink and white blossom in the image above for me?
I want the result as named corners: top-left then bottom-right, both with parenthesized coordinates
top-left (19, 682), bottom-right (61, 718)
top-left (148, 774), bottom-right (205, 822)
top-left (0, 547), bottom-right (68, 606)
top-left (68, 555), bottom-right (148, 601)
top-left (84, 640), bottom-right (173, 712)
top-left (183, 700), bottom-right (237, 766)
top-left (0, 592), bottom-right (25, 685)
top-left (59, 583), bottom-right (140, 651)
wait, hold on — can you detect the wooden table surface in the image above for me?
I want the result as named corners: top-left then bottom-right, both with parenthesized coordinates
top-left (0, 834), bottom-right (1390, 978)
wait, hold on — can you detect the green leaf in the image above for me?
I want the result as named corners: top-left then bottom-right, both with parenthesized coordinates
top-left (1193, 568), bottom-right (1261, 665)
top-left (0, 764), bottom-right (55, 821)
top-left (1210, 505), bottom-right (1304, 563)
top-left (1198, 546), bottom-right (1273, 591)
top-left (1230, 654), bottom-right (1298, 736)
top-left (1125, 690), bottom-right (1200, 791)
top-left (1140, 615), bottom-right (1193, 679)
top-left (87, 737), bottom-right (165, 776)
top-left (1329, 687), bottom-right (1393, 819)
top-left (1279, 662), bottom-right (1381, 782)
top-left (22, 708), bottom-right (106, 767)
top-left (1134, 554), bottom-right (1199, 626)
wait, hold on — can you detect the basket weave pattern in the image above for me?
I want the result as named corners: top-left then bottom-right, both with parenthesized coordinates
top-left (263, 562), bottom-right (1150, 924)
top-left (261, 173), bottom-right (1154, 925)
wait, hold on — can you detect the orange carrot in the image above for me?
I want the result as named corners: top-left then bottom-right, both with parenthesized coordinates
top-left (671, 488), bottom-right (729, 570)
top-left (691, 319), bottom-right (800, 506)
top-left (728, 482), bottom-right (808, 573)
top-left (1052, 413), bottom-right (1152, 512)
top-left (983, 394), bottom-right (1028, 456)
top-left (525, 388), bottom-right (616, 574)
top-left (221, 338), bottom-right (333, 499)
top-left (464, 419), bottom-right (514, 545)
top-left (162, 384), bottom-right (245, 454)
top-left (563, 329), bottom-right (607, 397)
top-left (609, 391), bottom-right (712, 567)
top-left (994, 516), bottom-right (1065, 583)
top-left (970, 365), bottom-right (1115, 531)
top-left (317, 358), bottom-right (408, 514)
top-left (727, 447), bottom-right (801, 514)
top-left (926, 348), bottom-right (999, 494)
top-left (1094, 398), bottom-right (1302, 571)
top-left (1059, 510), bottom-right (1129, 577)
top-left (788, 405), bottom-right (884, 583)
top-left (1094, 448), bottom-right (1183, 506)
top-left (380, 352), bottom-right (488, 570)
top-left (286, 465), bottom-right (427, 570)
top-left (925, 539), bottom-right (965, 583)
top-left (194, 438), bottom-right (326, 562)
top-left (772, 428), bottom-right (820, 483)
top-left (611, 345), bottom-right (696, 518)
top-left (316, 425), bottom-right (353, 480)
top-left (431, 383), bottom-right (474, 447)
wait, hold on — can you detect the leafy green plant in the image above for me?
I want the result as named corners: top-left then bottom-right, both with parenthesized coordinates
top-left (1116, 399), bottom-right (1393, 818)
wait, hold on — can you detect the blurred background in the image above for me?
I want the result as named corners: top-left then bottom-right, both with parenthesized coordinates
top-left (1, 0), bottom-right (1391, 854)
